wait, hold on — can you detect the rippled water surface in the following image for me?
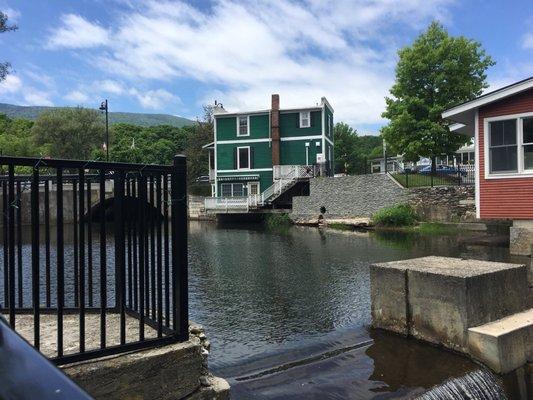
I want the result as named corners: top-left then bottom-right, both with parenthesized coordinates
top-left (187, 222), bottom-right (519, 371)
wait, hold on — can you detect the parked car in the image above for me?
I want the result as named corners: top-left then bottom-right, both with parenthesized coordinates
top-left (419, 165), bottom-right (467, 176)
top-left (195, 175), bottom-right (210, 183)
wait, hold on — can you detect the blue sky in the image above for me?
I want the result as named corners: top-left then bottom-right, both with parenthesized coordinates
top-left (0, 0), bottom-right (532, 134)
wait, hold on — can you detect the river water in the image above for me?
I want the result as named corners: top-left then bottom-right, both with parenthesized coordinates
top-left (1, 221), bottom-right (527, 398)
top-left (188, 222), bottom-right (516, 369)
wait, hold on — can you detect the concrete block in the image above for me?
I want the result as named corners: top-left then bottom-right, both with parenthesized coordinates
top-left (468, 308), bottom-right (533, 374)
top-left (370, 263), bottom-right (408, 335)
top-left (64, 339), bottom-right (204, 400)
top-left (371, 256), bottom-right (528, 353)
top-left (510, 226), bottom-right (533, 256)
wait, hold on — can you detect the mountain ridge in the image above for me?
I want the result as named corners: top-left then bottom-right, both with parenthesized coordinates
top-left (0, 102), bottom-right (195, 128)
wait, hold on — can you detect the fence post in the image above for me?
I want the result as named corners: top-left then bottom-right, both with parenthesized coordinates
top-left (405, 170), bottom-right (409, 188)
top-left (171, 155), bottom-right (188, 341)
top-left (114, 170), bottom-right (126, 345)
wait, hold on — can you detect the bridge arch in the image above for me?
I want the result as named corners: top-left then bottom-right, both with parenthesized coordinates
top-left (86, 196), bottom-right (164, 222)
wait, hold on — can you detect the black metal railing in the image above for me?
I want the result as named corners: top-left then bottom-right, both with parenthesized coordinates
top-left (0, 155), bottom-right (188, 365)
top-left (391, 164), bottom-right (475, 188)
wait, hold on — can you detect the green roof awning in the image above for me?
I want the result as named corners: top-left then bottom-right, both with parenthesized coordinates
top-left (218, 175), bottom-right (259, 182)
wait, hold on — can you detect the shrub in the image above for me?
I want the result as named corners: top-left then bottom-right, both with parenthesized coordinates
top-left (265, 213), bottom-right (292, 229)
top-left (372, 204), bottom-right (417, 227)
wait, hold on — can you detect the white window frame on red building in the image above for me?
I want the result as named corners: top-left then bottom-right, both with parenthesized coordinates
top-left (484, 111), bottom-right (533, 180)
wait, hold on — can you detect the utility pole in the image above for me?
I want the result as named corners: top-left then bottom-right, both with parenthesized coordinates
top-left (99, 99), bottom-right (109, 161)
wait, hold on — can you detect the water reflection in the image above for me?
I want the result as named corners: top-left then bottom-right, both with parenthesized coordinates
top-left (187, 222), bottom-right (524, 369)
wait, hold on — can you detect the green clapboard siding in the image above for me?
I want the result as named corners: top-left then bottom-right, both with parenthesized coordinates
top-left (217, 170), bottom-right (273, 194)
top-left (250, 114), bottom-right (270, 138)
top-left (216, 113), bottom-right (270, 141)
top-left (280, 139), bottom-right (321, 165)
top-left (279, 111), bottom-right (322, 137)
top-left (216, 117), bottom-right (237, 141)
top-left (217, 142), bottom-right (273, 170)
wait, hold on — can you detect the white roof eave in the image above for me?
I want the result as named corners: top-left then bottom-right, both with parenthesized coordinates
top-left (442, 77), bottom-right (533, 121)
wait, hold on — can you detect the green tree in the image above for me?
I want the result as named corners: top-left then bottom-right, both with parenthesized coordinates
top-left (334, 122), bottom-right (361, 174)
top-left (184, 106), bottom-right (213, 184)
top-left (32, 107), bottom-right (105, 160)
top-left (0, 114), bottom-right (39, 157)
top-left (0, 11), bottom-right (17, 82)
top-left (381, 21), bottom-right (494, 170)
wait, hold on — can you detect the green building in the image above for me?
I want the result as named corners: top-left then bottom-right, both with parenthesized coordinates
top-left (204, 94), bottom-right (334, 212)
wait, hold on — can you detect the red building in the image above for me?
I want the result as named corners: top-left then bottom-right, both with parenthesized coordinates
top-left (443, 77), bottom-right (533, 254)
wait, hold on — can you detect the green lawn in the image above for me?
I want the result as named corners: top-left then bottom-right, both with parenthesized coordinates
top-left (391, 173), bottom-right (458, 188)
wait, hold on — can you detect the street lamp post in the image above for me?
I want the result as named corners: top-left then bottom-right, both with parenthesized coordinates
top-left (99, 99), bottom-right (109, 161)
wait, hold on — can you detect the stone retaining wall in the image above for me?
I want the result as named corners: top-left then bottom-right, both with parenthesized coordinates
top-left (408, 186), bottom-right (476, 222)
top-left (291, 174), bottom-right (408, 219)
top-left (291, 174), bottom-right (476, 223)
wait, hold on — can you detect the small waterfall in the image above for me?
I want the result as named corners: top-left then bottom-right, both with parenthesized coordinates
top-left (416, 369), bottom-right (507, 400)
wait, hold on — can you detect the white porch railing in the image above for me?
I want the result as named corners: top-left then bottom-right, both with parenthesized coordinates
top-left (204, 196), bottom-right (250, 212)
top-left (205, 164), bottom-right (317, 212)
top-left (273, 165), bottom-right (317, 180)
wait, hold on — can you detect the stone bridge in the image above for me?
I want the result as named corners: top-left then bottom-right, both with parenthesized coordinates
top-left (0, 181), bottom-right (163, 227)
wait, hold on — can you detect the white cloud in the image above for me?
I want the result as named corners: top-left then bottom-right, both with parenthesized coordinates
top-left (0, 74), bottom-right (22, 94)
top-left (96, 79), bottom-right (124, 95)
top-left (522, 33), bottom-right (533, 50)
top-left (64, 90), bottom-right (89, 103)
top-left (24, 89), bottom-right (53, 106)
top-left (48, 0), bottom-right (456, 125)
top-left (0, 72), bottom-right (55, 106)
top-left (47, 14), bottom-right (109, 49)
top-left (130, 88), bottom-right (180, 109)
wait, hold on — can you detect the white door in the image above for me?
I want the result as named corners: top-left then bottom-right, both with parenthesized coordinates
top-left (248, 182), bottom-right (259, 196)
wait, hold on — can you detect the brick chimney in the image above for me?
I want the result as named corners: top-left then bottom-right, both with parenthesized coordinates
top-left (271, 94), bottom-right (280, 166)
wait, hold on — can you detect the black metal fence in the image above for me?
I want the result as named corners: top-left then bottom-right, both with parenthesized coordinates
top-left (0, 155), bottom-right (188, 365)
top-left (391, 164), bottom-right (475, 188)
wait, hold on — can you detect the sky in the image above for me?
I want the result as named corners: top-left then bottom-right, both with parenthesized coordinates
top-left (0, 0), bottom-right (532, 134)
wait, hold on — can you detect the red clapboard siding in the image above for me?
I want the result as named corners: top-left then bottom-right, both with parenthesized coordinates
top-left (479, 88), bottom-right (533, 219)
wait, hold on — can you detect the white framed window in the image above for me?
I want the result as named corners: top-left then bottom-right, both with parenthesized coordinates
top-left (299, 111), bottom-right (310, 128)
top-left (485, 112), bottom-right (533, 178)
top-left (220, 183), bottom-right (245, 197)
top-left (488, 119), bottom-right (517, 173)
top-left (522, 117), bottom-right (533, 170)
top-left (237, 146), bottom-right (250, 170)
top-left (221, 183), bottom-right (232, 197)
top-left (328, 114), bottom-right (332, 136)
top-left (237, 115), bottom-right (250, 136)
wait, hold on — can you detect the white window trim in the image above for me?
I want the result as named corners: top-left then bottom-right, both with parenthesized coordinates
top-left (237, 115), bottom-right (250, 137)
top-left (236, 146), bottom-right (251, 170)
top-left (220, 183), bottom-right (245, 197)
top-left (484, 111), bottom-right (533, 179)
top-left (299, 111), bottom-right (311, 128)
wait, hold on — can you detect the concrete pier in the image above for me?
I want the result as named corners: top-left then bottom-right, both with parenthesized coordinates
top-left (370, 256), bottom-right (528, 352)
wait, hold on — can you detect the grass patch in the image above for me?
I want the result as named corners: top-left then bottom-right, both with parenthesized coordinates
top-left (265, 213), bottom-right (292, 230)
top-left (391, 173), bottom-right (457, 188)
top-left (327, 223), bottom-right (353, 231)
top-left (372, 204), bottom-right (417, 227)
